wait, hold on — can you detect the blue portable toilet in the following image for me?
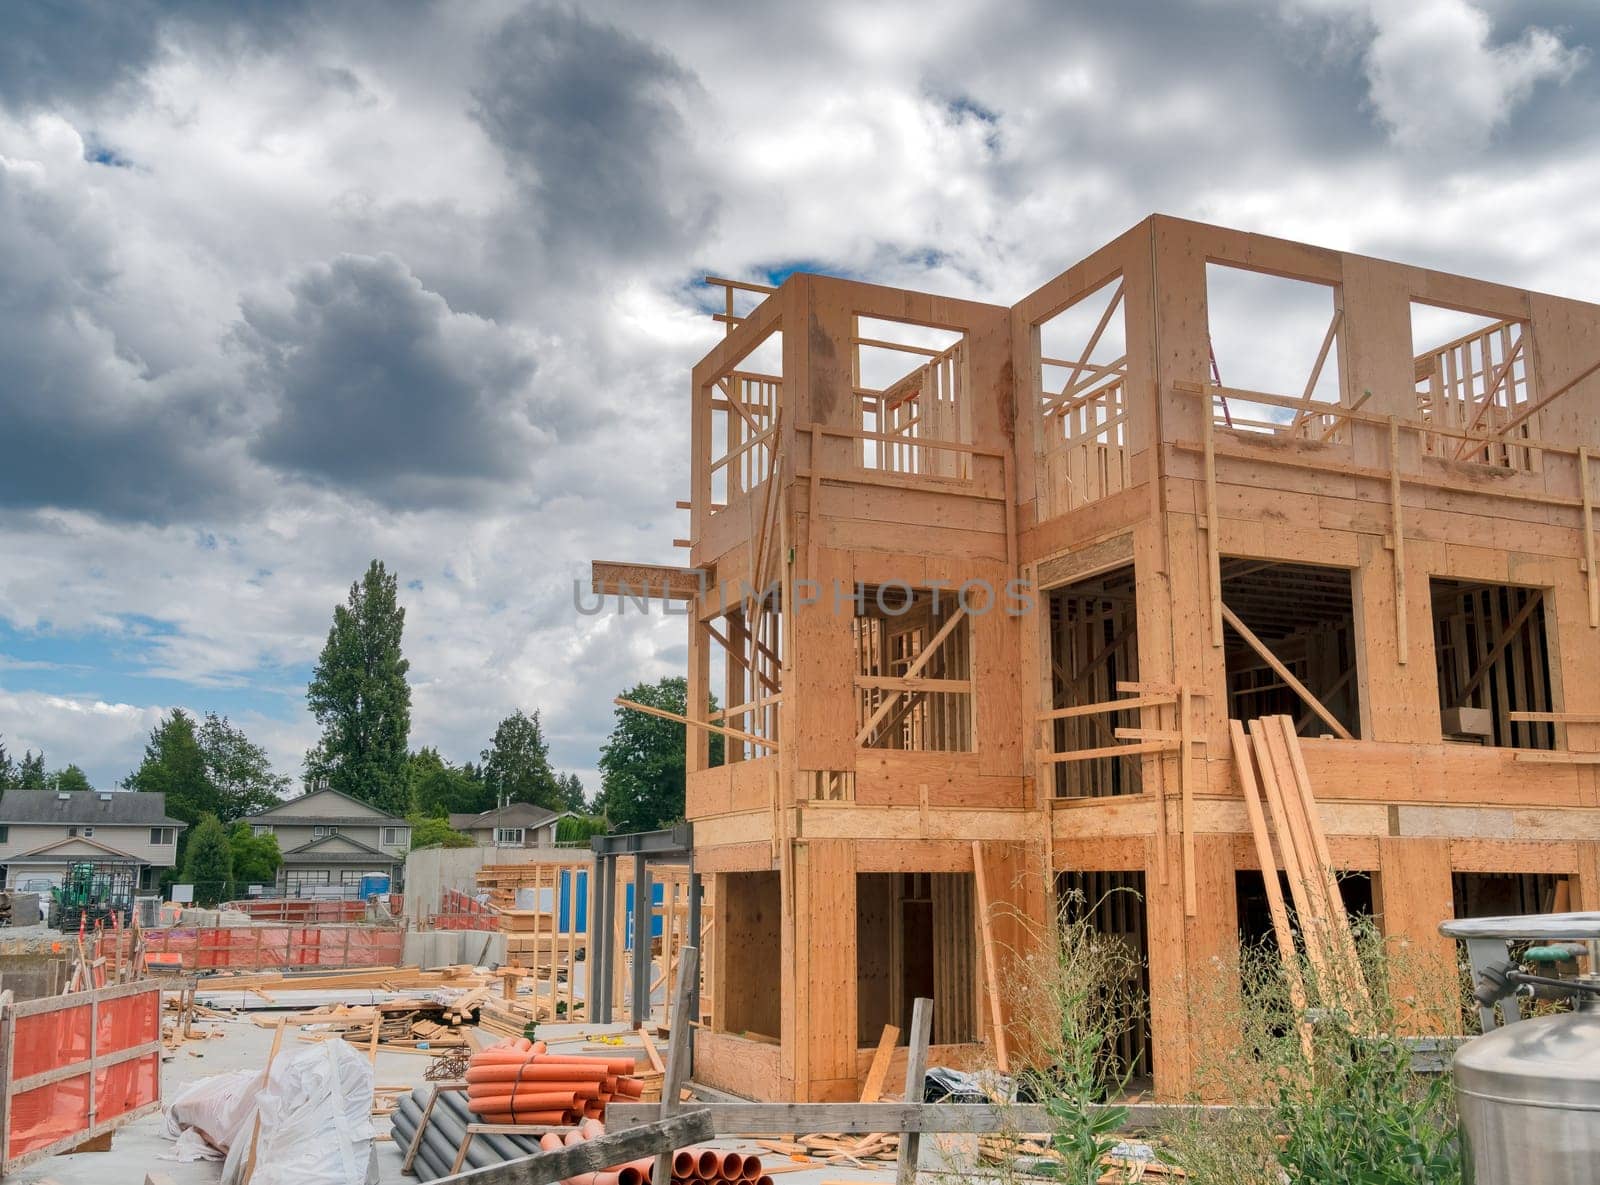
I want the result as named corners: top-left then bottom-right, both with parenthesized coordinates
top-left (360, 873), bottom-right (391, 899)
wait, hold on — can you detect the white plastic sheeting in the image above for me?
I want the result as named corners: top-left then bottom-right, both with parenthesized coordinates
top-left (220, 1039), bottom-right (378, 1185)
top-left (161, 1068), bottom-right (260, 1160)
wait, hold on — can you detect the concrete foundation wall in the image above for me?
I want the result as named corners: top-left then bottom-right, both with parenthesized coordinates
top-left (402, 928), bottom-right (506, 968)
top-left (402, 844), bottom-right (589, 926)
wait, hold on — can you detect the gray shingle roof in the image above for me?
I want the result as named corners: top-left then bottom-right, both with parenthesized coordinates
top-left (448, 803), bottom-right (561, 831)
top-left (0, 788), bottom-right (186, 827)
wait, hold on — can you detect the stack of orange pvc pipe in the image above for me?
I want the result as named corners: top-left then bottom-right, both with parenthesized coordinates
top-left (465, 1038), bottom-right (644, 1125)
top-left (668, 1148), bottom-right (773, 1185)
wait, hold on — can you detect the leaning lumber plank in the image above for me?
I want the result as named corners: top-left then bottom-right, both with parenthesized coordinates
top-left (1247, 719), bottom-right (1334, 997)
top-left (970, 843), bottom-right (1009, 1073)
top-left (859, 1024), bottom-right (900, 1103)
top-left (1229, 719), bottom-right (1312, 1062)
top-left (434, 1110), bottom-right (713, 1185)
top-left (1274, 716), bottom-right (1372, 1017)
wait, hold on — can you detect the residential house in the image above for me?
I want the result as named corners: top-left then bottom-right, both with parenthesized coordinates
top-left (242, 787), bottom-right (410, 896)
top-left (447, 802), bottom-right (568, 848)
top-left (0, 788), bottom-right (185, 892)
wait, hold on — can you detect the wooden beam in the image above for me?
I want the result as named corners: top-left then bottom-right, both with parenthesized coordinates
top-left (970, 843), bottom-right (1009, 1073)
top-left (896, 999), bottom-right (932, 1185)
top-left (591, 561), bottom-right (704, 602)
top-left (1388, 418), bottom-right (1407, 664)
top-left (606, 1100), bottom-right (1247, 1134)
top-left (1220, 605), bottom-right (1353, 740)
top-left (614, 697), bottom-right (778, 752)
top-left (1582, 447), bottom-right (1599, 629)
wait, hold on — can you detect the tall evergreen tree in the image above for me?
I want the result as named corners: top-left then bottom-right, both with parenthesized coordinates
top-left (304, 560), bottom-right (412, 814)
top-left (124, 710), bottom-right (220, 824)
top-left (480, 709), bottom-right (560, 811)
top-left (556, 771), bottom-right (587, 812)
top-left (595, 677), bottom-right (721, 832)
top-left (180, 814), bottom-right (234, 907)
top-left (16, 750), bottom-right (46, 789)
top-left (0, 738), bottom-right (14, 789)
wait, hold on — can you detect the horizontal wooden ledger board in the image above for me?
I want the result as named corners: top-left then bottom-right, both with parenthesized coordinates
top-left (604, 1101), bottom-right (1248, 1134)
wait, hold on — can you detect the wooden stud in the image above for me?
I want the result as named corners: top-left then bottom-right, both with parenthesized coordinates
top-left (970, 842), bottom-right (1009, 1073)
top-left (1389, 417), bottom-right (1408, 664)
top-left (1582, 447), bottom-right (1598, 629)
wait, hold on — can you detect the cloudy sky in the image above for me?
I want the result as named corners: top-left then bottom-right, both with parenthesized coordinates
top-left (1, 0), bottom-right (1596, 794)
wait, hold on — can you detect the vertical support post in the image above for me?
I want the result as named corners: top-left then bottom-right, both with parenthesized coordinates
top-left (1389, 417), bottom-right (1408, 662)
top-left (1180, 685), bottom-right (1196, 917)
top-left (0, 989), bottom-right (14, 1172)
top-left (632, 852), bottom-right (651, 1028)
top-left (652, 946), bottom-right (699, 1185)
top-left (593, 854), bottom-right (614, 1025)
top-left (1581, 446), bottom-right (1598, 629)
top-left (686, 865), bottom-right (703, 1034)
top-left (895, 997), bottom-right (933, 1185)
top-left (1201, 388), bottom-right (1222, 647)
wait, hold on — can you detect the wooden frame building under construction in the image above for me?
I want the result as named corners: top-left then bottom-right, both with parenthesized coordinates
top-left (592, 215), bottom-right (1600, 1103)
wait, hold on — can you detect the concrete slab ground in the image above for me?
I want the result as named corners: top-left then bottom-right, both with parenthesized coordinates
top-left (6, 1014), bottom-right (896, 1185)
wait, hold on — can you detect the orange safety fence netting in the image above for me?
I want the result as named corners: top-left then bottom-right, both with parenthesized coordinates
top-left (138, 925), bottom-right (405, 971)
top-left (5, 984), bottom-right (161, 1164)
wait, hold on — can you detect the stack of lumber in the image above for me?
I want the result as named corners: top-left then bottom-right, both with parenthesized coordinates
top-left (197, 963), bottom-right (485, 998)
top-left (1230, 714), bottom-right (1371, 1027)
top-left (246, 983), bottom-right (494, 1055)
top-left (465, 1037), bottom-right (643, 1124)
top-left (757, 1134), bottom-right (900, 1166)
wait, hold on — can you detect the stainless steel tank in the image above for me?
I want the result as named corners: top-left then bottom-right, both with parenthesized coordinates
top-left (1454, 997), bottom-right (1600, 1184)
top-left (1442, 912), bottom-right (1600, 1185)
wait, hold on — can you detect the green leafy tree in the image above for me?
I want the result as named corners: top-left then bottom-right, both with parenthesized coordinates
top-left (481, 709), bottom-right (560, 810)
top-left (407, 747), bottom-right (490, 817)
top-left (555, 771), bottom-right (587, 812)
top-left (305, 560), bottom-right (412, 814)
top-left (48, 764), bottom-right (93, 792)
top-left (200, 714), bottom-right (289, 817)
top-left (16, 749), bottom-right (47, 789)
top-left (180, 814), bottom-right (234, 906)
top-left (227, 822), bottom-right (282, 886)
top-left (0, 738), bottom-right (14, 789)
top-left (406, 813), bottom-right (476, 850)
top-left (595, 677), bottom-right (721, 832)
top-left (125, 710), bottom-right (220, 823)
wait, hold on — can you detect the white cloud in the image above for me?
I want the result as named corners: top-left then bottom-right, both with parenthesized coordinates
top-left (1289, 0), bottom-right (1587, 150)
top-left (0, 689), bottom-right (167, 781)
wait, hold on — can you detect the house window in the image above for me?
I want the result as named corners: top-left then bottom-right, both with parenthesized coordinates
top-left (252, 824), bottom-right (273, 836)
top-left (382, 827), bottom-right (407, 847)
top-left (284, 870), bottom-right (329, 889)
top-left (495, 828), bottom-right (525, 846)
top-left (68, 825), bottom-right (95, 838)
top-left (313, 825), bottom-right (339, 838)
top-left (340, 869), bottom-right (385, 885)
top-left (149, 827), bottom-right (176, 845)
top-left (0, 825), bottom-right (8, 843)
